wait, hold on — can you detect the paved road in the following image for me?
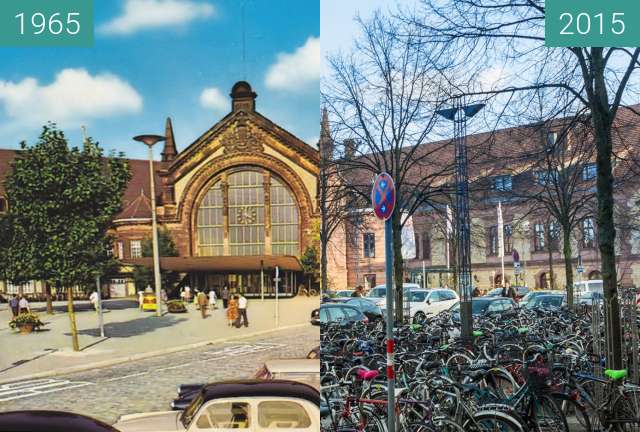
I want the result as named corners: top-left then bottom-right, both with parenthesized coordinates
top-left (0, 325), bottom-right (317, 424)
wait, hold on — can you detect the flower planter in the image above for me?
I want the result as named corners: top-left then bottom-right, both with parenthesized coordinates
top-left (18, 323), bottom-right (34, 334)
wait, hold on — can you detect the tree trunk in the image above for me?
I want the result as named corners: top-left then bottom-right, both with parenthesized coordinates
top-left (563, 228), bottom-right (574, 309)
top-left (45, 283), bottom-right (53, 315)
top-left (66, 286), bottom-right (80, 352)
top-left (592, 49), bottom-right (622, 369)
top-left (547, 230), bottom-right (555, 289)
top-left (392, 211), bottom-right (404, 324)
top-left (320, 232), bottom-right (328, 293)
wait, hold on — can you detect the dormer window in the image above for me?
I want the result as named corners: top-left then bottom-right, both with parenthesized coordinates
top-left (492, 175), bottom-right (512, 192)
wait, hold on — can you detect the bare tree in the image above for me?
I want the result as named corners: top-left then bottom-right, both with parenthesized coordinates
top-left (399, 0), bottom-right (640, 368)
top-left (323, 12), bottom-right (456, 322)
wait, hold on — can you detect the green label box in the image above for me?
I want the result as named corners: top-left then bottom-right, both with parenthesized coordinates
top-left (546, 0), bottom-right (640, 47)
top-left (0, 0), bottom-right (93, 47)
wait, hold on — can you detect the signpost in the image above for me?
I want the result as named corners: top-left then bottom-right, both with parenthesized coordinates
top-left (371, 172), bottom-right (396, 432)
top-left (274, 266), bottom-right (280, 327)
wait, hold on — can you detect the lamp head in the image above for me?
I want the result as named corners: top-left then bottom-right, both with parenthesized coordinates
top-left (134, 134), bottom-right (166, 147)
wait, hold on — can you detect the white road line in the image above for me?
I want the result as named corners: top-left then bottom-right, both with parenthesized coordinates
top-left (104, 372), bottom-right (148, 382)
top-left (157, 363), bottom-right (193, 372)
top-left (0, 380), bottom-right (93, 402)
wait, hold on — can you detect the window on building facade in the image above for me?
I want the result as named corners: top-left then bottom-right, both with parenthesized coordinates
top-left (582, 163), bottom-right (597, 181)
top-left (489, 225), bottom-right (498, 255)
top-left (546, 131), bottom-right (558, 149)
top-left (548, 222), bottom-right (560, 251)
top-left (271, 177), bottom-right (299, 256)
top-left (196, 169), bottom-right (299, 257)
top-left (582, 218), bottom-right (596, 248)
top-left (535, 170), bottom-right (557, 185)
top-left (422, 233), bottom-right (431, 260)
top-left (534, 223), bottom-right (545, 251)
top-left (117, 241), bottom-right (124, 259)
top-left (492, 175), bottom-right (512, 192)
top-left (130, 240), bottom-right (142, 258)
top-left (363, 233), bottom-right (375, 258)
top-left (504, 224), bottom-right (512, 254)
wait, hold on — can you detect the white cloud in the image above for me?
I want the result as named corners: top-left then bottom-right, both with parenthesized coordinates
top-left (199, 87), bottom-right (228, 112)
top-left (478, 66), bottom-right (511, 91)
top-left (0, 68), bottom-right (143, 128)
top-left (99, 0), bottom-right (215, 36)
top-left (306, 136), bottom-right (319, 146)
top-left (265, 37), bottom-right (320, 91)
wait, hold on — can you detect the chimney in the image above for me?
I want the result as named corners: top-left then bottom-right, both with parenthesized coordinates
top-left (319, 107), bottom-right (333, 161)
top-left (161, 117), bottom-right (177, 162)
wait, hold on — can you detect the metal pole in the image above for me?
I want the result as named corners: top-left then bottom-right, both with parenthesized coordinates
top-left (148, 145), bottom-right (163, 317)
top-left (275, 266), bottom-right (280, 327)
top-left (260, 261), bottom-right (264, 302)
top-left (96, 276), bottom-right (105, 338)
top-left (385, 218), bottom-right (395, 432)
top-left (422, 261), bottom-right (426, 290)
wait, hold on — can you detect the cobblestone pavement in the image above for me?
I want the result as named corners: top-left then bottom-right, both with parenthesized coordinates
top-left (0, 325), bottom-right (318, 425)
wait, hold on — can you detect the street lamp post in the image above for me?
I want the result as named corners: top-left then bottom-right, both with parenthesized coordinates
top-left (134, 134), bottom-right (166, 318)
top-left (437, 98), bottom-right (484, 347)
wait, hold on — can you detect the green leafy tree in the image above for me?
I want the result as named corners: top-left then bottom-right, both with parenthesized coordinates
top-left (0, 124), bottom-right (130, 351)
top-left (132, 228), bottom-right (180, 294)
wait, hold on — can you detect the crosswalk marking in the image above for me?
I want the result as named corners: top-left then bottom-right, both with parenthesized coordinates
top-left (0, 379), bottom-right (93, 402)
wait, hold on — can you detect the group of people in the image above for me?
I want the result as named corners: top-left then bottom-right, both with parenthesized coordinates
top-left (184, 285), bottom-right (249, 328)
top-left (8, 294), bottom-right (30, 317)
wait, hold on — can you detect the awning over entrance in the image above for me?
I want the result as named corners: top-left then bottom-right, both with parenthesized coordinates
top-left (122, 256), bottom-right (303, 272)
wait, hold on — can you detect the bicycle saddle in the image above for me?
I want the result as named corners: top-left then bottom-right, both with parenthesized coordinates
top-left (605, 369), bottom-right (628, 381)
top-left (357, 369), bottom-right (380, 380)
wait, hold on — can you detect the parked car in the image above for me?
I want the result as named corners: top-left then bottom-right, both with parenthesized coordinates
top-left (485, 288), bottom-right (503, 297)
top-left (307, 346), bottom-right (320, 359)
top-left (344, 297), bottom-right (384, 321)
top-left (519, 290), bottom-right (563, 308)
top-left (0, 411), bottom-right (119, 432)
top-left (366, 283), bottom-right (421, 307)
top-left (172, 360), bottom-right (321, 411)
top-left (577, 291), bottom-right (604, 306)
top-left (114, 380), bottom-right (320, 431)
top-left (524, 294), bottom-right (566, 310)
top-left (333, 290), bottom-right (354, 298)
top-left (407, 288), bottom-right (459, 323)
top-left (574, 279), bottom-right (603, 295)
top-left (142, 292), bottom-right (157, 312)
top-left (513, 286), bottom-right (530, 299)
top-left (311, 303), bottom-right (368, 326)
top-left (450, 297), bottom-right (517, 323)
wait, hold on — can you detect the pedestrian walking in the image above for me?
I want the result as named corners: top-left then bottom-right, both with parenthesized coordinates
top-left (237, 293), bottom-right (248, 327)
top-left (197, 290), bottom-right (208, 319)
top-left (227, 295), bottom-right (239, 326)
top-left (9, 295), bottom-right (19, 318)
top-left (184, 285), bottom-right (191, 304)
top-left (208, 289), bottom-right (217, 311)
top-left (221, 285), bottom-right (229, 309)
top-left (472, 286), bottom-right (481, 297)
top-left (351, 285), bottom-right (364, 297)
top-left (138, 290), bottom-right (144, 310)
top-left (18, 296), bottom-right (30, 314)
top-left (89, 290), bottom-right (99, 312)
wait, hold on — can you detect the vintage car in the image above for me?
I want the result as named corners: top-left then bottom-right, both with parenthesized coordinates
top-left (114, 380), bottom-right (319, 432)
top-left (0, 410), bottom-right (119, 432)
top-left (171, 359), bottom-right (320, 410)
top-left (142, 292), bottom-right (158, 311)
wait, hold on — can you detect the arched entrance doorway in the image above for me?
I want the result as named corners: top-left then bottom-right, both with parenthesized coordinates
top-left (539, 272), bottom-right (548, 289)
top-left (588, 270), bottom-right (602, 280)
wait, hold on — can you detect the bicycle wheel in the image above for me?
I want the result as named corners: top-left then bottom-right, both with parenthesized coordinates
top-left (465, 410), bottom-right (525, 432)
top-left (612, 388), bottom-right (640, 431)
top-left (552, 392), bottom-right (592, 432)
top-left (337, 405), bottom-right (387, 432)
top-left (530, 394), bottom-right (569, 432)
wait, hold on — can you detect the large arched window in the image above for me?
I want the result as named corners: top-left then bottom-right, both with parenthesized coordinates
top-left (196, 169), bottom-right (299, 257)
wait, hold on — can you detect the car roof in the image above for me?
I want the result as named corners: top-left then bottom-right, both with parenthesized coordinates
top-left (321, 303), bottom-right (359, 309)
top-left (263, 359), bottom-right (320, 374)
top-left (0, 411), bottom-right (119, 432)
top-left (201, 379), bottom-right (319, 405)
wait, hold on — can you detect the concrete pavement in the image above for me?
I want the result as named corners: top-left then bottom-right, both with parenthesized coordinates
top-left (0, 296), bottom-right (318, 383)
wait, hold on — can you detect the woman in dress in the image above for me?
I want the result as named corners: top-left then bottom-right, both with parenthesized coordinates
top-left (227, 295), bottom-right (239, 326)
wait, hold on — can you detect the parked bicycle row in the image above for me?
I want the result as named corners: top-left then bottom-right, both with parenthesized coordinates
top-left (319, 299), bottom-right (640, 431)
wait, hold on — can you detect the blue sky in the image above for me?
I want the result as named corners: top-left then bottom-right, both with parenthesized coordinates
top-left (0, 0), bottom-right (319, 160)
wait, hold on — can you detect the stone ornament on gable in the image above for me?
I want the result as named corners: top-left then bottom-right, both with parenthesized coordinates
top-left (221, 114), bottom-right (264, 155)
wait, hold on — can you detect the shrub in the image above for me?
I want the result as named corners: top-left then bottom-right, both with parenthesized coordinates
top-left (9, 312), bottom-right (45, 330)
top-left (167, 300), bottom-right (187, 313)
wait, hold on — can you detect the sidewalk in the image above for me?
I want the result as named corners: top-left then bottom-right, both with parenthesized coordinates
top-left (0, 296), bottom-right (318, 383)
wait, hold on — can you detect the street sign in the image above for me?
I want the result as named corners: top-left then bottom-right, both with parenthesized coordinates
top-left (371, 172), bottom-right (395, 221)
top-left (577, 266), bottom-right (585, 274)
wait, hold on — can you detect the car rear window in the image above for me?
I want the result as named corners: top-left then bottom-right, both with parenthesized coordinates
top-left (196, 401), bottom-right (250, 429)
top-left (258, 401), bottom-right (312, 428)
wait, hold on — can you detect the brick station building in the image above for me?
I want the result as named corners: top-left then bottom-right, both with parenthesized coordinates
top-left (0, 82), bottom-right (320, 299)
top-left (325, 107), bottom-right (640, 293)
